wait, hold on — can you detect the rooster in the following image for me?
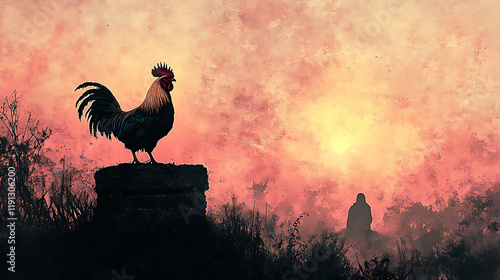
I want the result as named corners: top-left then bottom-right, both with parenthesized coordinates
top-left (75, 63), bottom-right (176, 164)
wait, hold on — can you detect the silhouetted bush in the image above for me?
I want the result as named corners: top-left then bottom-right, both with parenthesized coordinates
top-left (0, 91), bottom-right (94, 231)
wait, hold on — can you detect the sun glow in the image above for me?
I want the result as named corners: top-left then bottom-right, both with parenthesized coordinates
top-left (284, 85), bottom-right (427, 183)
top-left (330, 134), bottom-right (353, 154)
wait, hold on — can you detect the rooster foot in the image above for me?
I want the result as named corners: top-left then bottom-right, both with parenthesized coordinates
top-left (131, 151), bottom-right (141, 164)
top-left (147, 151), bottom-right (159, 164)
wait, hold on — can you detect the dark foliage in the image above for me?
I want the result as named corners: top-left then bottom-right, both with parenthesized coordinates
top-left (0, 91), bottom-right (94, 231)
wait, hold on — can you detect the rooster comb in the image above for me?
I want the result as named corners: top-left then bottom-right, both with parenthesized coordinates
top-left (151, 62), bottom-right (174, 78)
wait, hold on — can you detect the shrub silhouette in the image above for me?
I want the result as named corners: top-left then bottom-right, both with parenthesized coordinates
top-left (0, 90), bottom-right (94, 231)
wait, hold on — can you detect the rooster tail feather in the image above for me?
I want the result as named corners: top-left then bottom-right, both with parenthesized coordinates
top-left (75, 82), bottom-right (124, 139)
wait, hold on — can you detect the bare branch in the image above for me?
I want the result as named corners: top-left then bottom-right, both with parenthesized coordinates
top-left (21, 110), bottom-right (32, 141)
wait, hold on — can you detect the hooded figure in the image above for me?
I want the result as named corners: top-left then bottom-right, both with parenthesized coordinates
top-left (346, 193), bottom-right (372, 232)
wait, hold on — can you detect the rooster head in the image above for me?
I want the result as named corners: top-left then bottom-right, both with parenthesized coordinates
top-left (152, 62), bottom-right (176, 91)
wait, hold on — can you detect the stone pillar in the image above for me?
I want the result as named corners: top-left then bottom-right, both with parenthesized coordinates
top-left (94, 163), bottom-right (209, 232)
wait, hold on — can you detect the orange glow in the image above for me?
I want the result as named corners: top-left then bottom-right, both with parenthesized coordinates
top-left (2, 0), bottom-right (500, 232)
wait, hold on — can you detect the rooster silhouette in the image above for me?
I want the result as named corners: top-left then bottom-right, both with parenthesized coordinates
top-left (75, 63), bottom-right (175, 164)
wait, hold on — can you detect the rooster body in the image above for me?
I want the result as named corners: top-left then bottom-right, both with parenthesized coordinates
top-left (75, 63), bottom-right (176, 163)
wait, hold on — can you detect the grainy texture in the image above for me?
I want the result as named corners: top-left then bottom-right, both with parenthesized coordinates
top-left (94, 163), bottom-right (209, 231)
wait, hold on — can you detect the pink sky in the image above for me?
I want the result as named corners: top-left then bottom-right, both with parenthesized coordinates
top-left (2, 0), bottom-right (500, 231)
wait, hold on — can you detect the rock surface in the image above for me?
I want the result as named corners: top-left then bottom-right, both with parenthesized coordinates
top-left (94, 163), bottom-right (209, 231)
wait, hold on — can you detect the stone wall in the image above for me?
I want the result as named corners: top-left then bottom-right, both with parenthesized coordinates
top-left (94, 163), bottom-right (209, 232)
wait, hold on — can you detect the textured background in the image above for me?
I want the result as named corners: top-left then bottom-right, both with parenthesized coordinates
top-left (1, 0), bottom-right (500, 232)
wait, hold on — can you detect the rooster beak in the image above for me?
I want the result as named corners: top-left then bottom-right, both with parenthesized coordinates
top-left (172, 78), bottom-right (176, 82)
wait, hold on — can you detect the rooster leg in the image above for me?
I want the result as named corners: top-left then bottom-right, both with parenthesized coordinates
top-left (147, 151), bottom-right (158, 164)
top-left (131, 151), bottom-right (141, 164)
